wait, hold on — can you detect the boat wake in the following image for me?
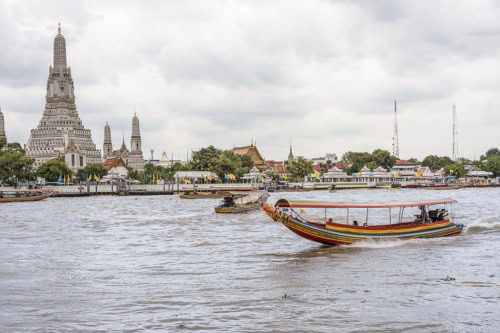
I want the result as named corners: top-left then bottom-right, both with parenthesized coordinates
top-left (465, 217), bottom-right (500, 234)
top-left (344, 239), bottom-right (415, 249)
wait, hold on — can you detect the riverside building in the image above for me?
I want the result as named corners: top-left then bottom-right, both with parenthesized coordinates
top-left (25, 24), bottom-right (101, 172)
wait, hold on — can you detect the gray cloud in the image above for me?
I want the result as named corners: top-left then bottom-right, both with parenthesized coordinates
top-left (1, 0), bottom-right (499, 161)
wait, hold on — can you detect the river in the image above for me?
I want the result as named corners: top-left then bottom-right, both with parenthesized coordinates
top-left (1, 188), bottom-right (499, 332)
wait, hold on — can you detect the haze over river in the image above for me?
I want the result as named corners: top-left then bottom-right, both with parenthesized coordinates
top-left (1, 189), bottom-right (499, 332)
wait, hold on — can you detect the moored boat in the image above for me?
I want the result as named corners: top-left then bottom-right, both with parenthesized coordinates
top-left (215, 191), bottom-right (269, 214)
top-left (0, 190), bottom-right (49, 203)
top-left (262, 199), bottom-right (464, 245)
top-left (180, 191), bottom-right (227, 199)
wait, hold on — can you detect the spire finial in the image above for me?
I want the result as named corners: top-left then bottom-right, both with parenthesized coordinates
top-left (58, 23), bottom-right (61, 34)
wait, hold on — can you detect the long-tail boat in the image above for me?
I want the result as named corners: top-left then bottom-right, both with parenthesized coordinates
top-left (0, 190), bottom-right (50, 203)
top-left (215, 191), bottom-right (269, 214)
top-left (262, 199), bottom-right (464, 245)
top-left (180, 191), bottom-right (227, 199)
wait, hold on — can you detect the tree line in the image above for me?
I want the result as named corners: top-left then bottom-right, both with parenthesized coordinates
top-left (1, 139), bottom-right (500, 185)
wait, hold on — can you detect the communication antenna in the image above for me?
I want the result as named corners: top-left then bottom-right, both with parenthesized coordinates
top-left (392, 100), bottom-right (400, 159)
top-left (150, 149), bottom-right (154, 161)
top-left (452, 105), bottom-right (458, 161)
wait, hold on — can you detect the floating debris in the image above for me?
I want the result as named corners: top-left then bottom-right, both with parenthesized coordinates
top-left (364, 289), bottom-right (371, 293)
top-left (442, 276), bottom-right (456, 281)
top-left (282, 293), bottom-right (288, 299)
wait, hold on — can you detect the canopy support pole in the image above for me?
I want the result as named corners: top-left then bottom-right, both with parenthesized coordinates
top-left (366, 208), bottom-right (369, 225)
top-left (389, 208), bottom-right (392, 224)
top-left (347, 208), bottom-right (349, 225)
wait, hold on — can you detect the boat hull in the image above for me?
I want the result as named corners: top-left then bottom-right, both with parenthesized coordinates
top-left (0, 193), bottom-right (49, 203)
top-left (262, 204), bottom-right (464, 246)
top-left (215, 202), bottom-right (263, 214)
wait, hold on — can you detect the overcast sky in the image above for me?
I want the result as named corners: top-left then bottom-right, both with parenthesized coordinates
top-left (1, 0), bottom-right (499, 161)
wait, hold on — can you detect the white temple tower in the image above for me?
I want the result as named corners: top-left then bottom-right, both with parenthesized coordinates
top-left (0, 106), bottom-right (6, 142)
top-left (103, 121), bottom-right (113, 160)
top-left (128, 113), bottom-right (144, 171)
top-left (25, 24), bottom-right (101, 171)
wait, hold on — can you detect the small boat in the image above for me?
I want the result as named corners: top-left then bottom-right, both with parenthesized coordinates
top-left (262, 199), bottom-right (464, 246)
top-left (180, 191), bottom-right (227, 199)
top-left (0, 190), bottom-right (49, 203)
top-left (215, 191), bottom-right (269, 214)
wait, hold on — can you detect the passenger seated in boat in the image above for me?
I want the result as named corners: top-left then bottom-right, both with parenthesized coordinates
top-left (328, 218), bottom-right (333, 223)
top-left (363, 222), bottom-right (367, 227)
top-left (353, 220), bottom-right (358, 226)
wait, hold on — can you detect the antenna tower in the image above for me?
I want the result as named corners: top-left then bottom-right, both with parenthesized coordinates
top-left (392, 100), bottom-right (400, 159)
top-left (452, 105), bottom-right (458, 161)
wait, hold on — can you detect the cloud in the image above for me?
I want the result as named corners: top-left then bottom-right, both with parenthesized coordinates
top-left (1, 0), bottom-right (499, 162)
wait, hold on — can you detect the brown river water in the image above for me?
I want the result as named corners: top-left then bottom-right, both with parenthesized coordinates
top-left (1, 188), bottom-right (499, 332)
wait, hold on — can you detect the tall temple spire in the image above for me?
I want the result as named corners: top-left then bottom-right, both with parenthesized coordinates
top-left (288, 136), bottom-right (294, 165)
top-left (103, 121), bottom-right (113, 160)
top-left (0, 105), bottom-right (6, 142)
top-left (25, 25), bottom-right (101, 172)
top-left (129, 113), bottom-right (144, 171)
top-left (53, 23), bottom-right (67, 69)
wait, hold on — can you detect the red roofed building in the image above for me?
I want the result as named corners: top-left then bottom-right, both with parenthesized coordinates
top-left (266, 160), bottom-right (287, 175)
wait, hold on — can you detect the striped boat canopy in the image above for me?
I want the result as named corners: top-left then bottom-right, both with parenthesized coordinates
top-left (275, 199), bottom-right (457, 209)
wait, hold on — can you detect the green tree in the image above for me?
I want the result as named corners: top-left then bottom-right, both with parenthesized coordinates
top-left (482, 155), bottom-right (500, 177)
top-left (0, 151), bottom-right (35, 185)
top-left (0, 138), bottom-right (7, 150)
top-left (2, 142), bottom-right (26, 154)
top-left (84, 163), bottom-right (108, 179)
top-left (480, 147), bottom-right (500, 161)
top-left (366, 161), bottom-right (377, 171)
top-left (288, 157), bottom-right (313, 181)
top-left (408, 157), bottom-right (420, 164)
top-left (189, 146), bottom-right (222, 171)
top-left (443, 163), bottom-right (467, 178)
top-left (212, 150), bottom-right (241, 180)
top-left (371, 149), bottom-right (396, 170)
top-left (37, 160), bottom-right (72, 182)
top-left (422, 155), bottom-right (453, 170)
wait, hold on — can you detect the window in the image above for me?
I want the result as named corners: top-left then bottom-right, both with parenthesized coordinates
top-left (71, 154), bottom-right (75, 166)
top-left (80, 156), bottom-right (84, 167)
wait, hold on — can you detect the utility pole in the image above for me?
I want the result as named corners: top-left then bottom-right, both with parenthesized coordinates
top-left (452, 105), bottom-right (458, 161)
top-left (392, 100), bottom-right (400, 159)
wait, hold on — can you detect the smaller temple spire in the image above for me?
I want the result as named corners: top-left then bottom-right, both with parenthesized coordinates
top-left (58, 22), bottom-right (61, 34)
top-left (0, 105), bottom-right (6, 142)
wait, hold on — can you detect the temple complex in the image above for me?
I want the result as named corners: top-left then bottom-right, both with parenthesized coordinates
top-left (0, 106), bottom-right (6, 142)
top-left (233, 143), bottom-right (269, 171)
top-left (25, 24), bottom-right (101, 171)
top-left (102, 116), bottom-right (144, 171)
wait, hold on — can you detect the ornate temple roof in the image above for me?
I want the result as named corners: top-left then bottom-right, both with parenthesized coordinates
top-left (233, 143), bottom-right (269, 171)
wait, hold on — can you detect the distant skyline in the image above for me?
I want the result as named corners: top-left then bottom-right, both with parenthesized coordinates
top-left (1, 0), bottom-right (499, 161)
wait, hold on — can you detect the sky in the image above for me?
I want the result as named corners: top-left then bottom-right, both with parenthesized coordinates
top-left (1, 0), bottom-right (499, 162)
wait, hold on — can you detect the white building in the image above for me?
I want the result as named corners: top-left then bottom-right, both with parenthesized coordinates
top-left (311, 153), bottom-right (339, 166)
